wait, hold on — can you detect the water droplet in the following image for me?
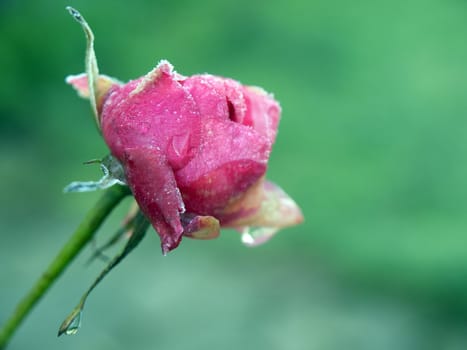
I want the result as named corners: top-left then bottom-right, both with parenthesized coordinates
top-left (58, 310), bottom-right (82, 336)
top-left (171, 133), bottom-right (190, 158)
top-left (65, 312), bottom-right (81, 335)
top-left (241, 227), bottom-right (278, 247)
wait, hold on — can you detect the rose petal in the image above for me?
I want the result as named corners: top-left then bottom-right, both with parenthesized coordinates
top-left (251, 180), bottom-right (303, 228)
top-left (182, 75), bottom-right (247, 122)
top-left (66, 73), bottom-right (121, 114)
top-left (221, 179), bottom-right (303, 229)
top-left (231, 181), bottom-right (303, 247)
top-left (101, 61), bottom-right (201, 170)
top-left (176, 118), bottom-right (270, 215)
top-left (97, 59), bottom-right (300, 252)
top-left (242, 86), bottom-right (281, 143)
top-left (123, 146), bottom-right (185, 254)
top-left (181, 213), bottom-right (220, 239)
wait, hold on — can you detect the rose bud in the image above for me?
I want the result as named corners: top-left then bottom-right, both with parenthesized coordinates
top-left (66, 9), bottom-right (303, 254)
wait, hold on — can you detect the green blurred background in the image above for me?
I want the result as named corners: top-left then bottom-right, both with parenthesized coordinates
top-left (2, 0), bottom-right (467, 349)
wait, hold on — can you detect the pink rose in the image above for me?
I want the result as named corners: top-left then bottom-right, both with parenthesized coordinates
top-left (67, 14), bottom-right (302, 254)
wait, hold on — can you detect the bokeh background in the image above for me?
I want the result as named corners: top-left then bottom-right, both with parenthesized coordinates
top-left (2, 0), bottom-right (467, 349)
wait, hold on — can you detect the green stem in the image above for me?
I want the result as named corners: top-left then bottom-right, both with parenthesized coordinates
top-left (0, 185), bottom-right (130, 349)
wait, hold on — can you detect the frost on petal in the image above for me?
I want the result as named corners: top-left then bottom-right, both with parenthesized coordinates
top-left (181, 75), bottom-right (247, 122)
top-left (242, 86), bottom-right (281, 143)
top-left (182, 76), bottom-right (282, 143)
top-left (176, 118), bottom-right (270, 215)
top-left (129, 60), bottom-right (174, 97)
top-left (123, 146), bottom-right (185, 254)
top-left (101, 60), bottom-right (201, 169)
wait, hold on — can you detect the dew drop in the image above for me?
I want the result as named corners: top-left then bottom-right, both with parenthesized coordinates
top-left (58, 310), bottom-right (82, 336)
top-left (171, 133), bottom-right (190, 158)
top-left (241, 227), bottom-right (278, 247)
top-left (65, 312), bottom-right (81, 335)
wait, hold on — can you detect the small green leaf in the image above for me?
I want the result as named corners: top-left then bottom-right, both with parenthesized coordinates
top-left (58, 210), bottom-right (150, 336)
top-left (64, 155), bottom-right (126, 193)
top-left (66, 7), bottom-right (101, 130)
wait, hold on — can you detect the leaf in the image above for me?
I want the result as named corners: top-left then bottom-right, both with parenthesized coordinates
top-left (66, 7), bottom-right (101, 130)
top-left (58, 210), bottom-right (150, 336)
top-left (181, 214), bottom-right (220, 239)
top-left (63, 155), bottom-right (126, 193)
